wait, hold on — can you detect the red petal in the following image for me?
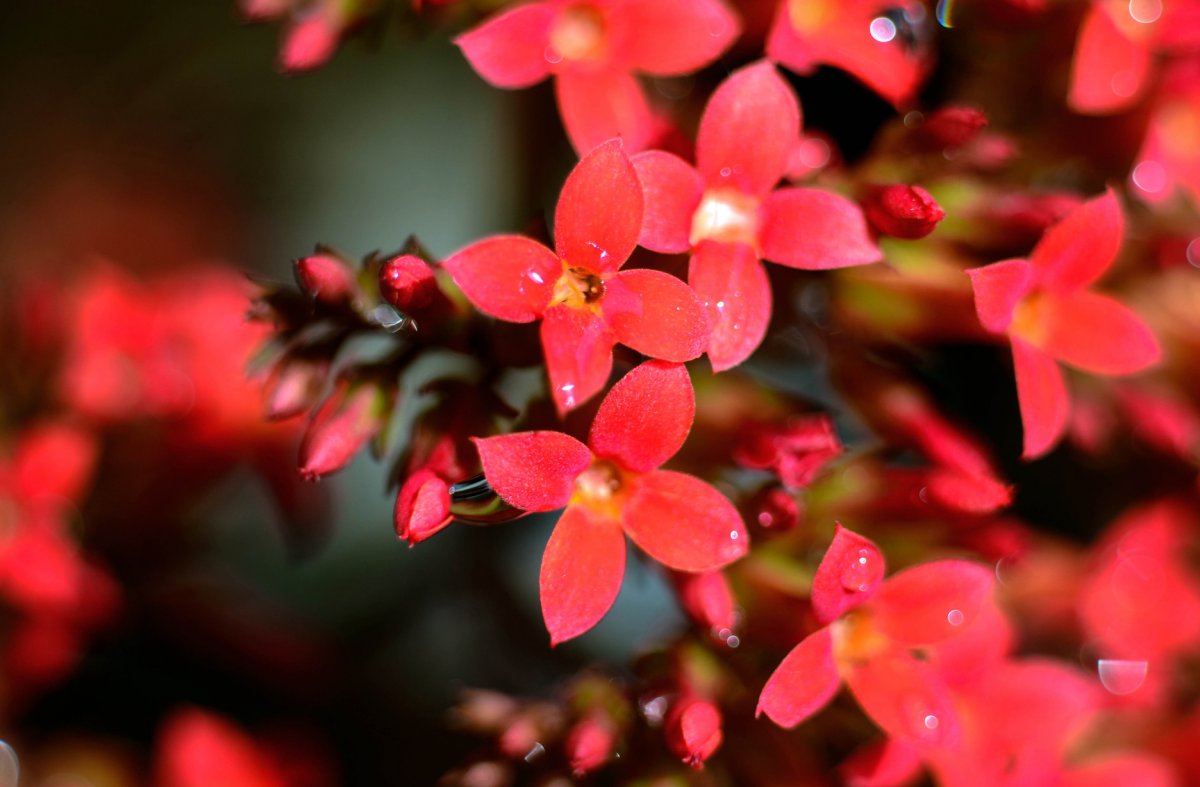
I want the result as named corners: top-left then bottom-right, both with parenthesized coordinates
top-left (1062, 754), bottom-right (1177, 787)
top-left (689, 241), bottom-right (771, 372)
top-left (443, 235), bottom-right (559, 322)
top-left (604, 269), bottom-right (709, 361)
top-left (555, 68), bottom-right (657, 155)
top-left (615, 0), bottom-right (740, 75)
top-left (844, 650), bottom-right (960, 747)
top-left (696, 61), bottom-right (799, 196)
top-left (541, 305), bottom-right (616, 415)
top-left (1012, 338), bottom-right (1070, 459)
top-left (760, 188), bottom-right (881, 269)
top-left (871, 560), bottom-right (994, 645)
top-left (622, 470), bottom-right (747, 571)
top-left (454, 2), bottom-right (555, 89)
top-left (756, 627), bottom-right (841, 728)
top-left (554, 138), bottom-right (643, 272)
top-left (394, 469), bottom-right (452, 546)
top-left (472, 431), bottom-right (591, 512)
top-left (924, 469), bottom-right (1013, 514)
top-left (1040, 291), bottom-right (1161, 375)
top-left (14, 423), bottom-right (96, 504)
top-left (1030, 189), bottom-right (1124, 294)
top-left (540, 504), bottom-right (626, 645)
top-left (966, 258), bottom-right (1034, 334)
top-left (588, 360), bottom-right (694, 472)
top-left (838, 738), bottom-right (923, 787)
top-left (632, 151), bottom-right (703, 254)
top-left (811, 524), bottom-right (887, 626)
top-left (1067, 6), bottom-right (1152, 115)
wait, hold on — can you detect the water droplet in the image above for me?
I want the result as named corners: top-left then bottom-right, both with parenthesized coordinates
top-left (730, 530), bottom-right (739, 540)
top-left (0, 741), bottom-right (17, 787)
top-left (923, 714), bottom-right (939, 730)
top-left (917, 486), bottom-right (930, 503)
top-left (558, 383), bottom-right (576, 409)
top-left (1129, 0), bottom-right (1162, 24)
top-left (524, 742), bottom-right (547, 762)
top-left (641, 695), bottom-right (669, 725)
top-left (726, 634), bottom-right (741, 648)
top-left (719, 166), bottom-right (732, 178)
top-left (715, 300), bottom-right (725, 310)
top-left (1098, 658), bottom-right (1149, 695)
top-left (947, 609), bottom-right (965, 626)
top-left (935, 0), bottom-right (955, 27)
top-left (1186, 238), bottom-right (1200, 268)
top-left (903, 110), bottom-right (924, 128)
top-left (1111, 70), bottom-right (1138, 98)
top-left (544, 46), bottom-right (564, 64)
top-left (1132, 160), bottom-right (1167, 194)
top-left (840, 548), bottom-right (882, 592)
top-left (372, 304), bottom-right (413, 333)
top-left (870, 16), bottom-right (898, 42)
top-left (528, 270), bottom-right (545, 285)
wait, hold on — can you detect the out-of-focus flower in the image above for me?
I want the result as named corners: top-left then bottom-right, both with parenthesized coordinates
top-left (732, 413), bottom-right (843, 489)
top-left (155, 707), bottom-right (288, 787)
top-left (1129, 61), bottom-right (1200, 205)
top-left (664, 696), bottom-right (722, 768)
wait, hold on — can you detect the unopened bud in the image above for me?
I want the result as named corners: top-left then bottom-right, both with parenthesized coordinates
top-left (263, 359), bottom-right (327, 420)
top-left (675, 571), bottom-right (736, 633)
top-left (665, 697), bottom-right (722, 769)
top-left (864, 185), bottom-right (945, 239)
top-left (294, 253), bottom-right (356, 303)
top-left (564, 715), bottom-right (615, 776)
top-left (280, 13), bottom-right (340, 73)
top-left (395, 468), bottom-right (453, 545)
top-left (752, 487), bottom-right (801, 532)
top-left (298, 382), bottom-right (386, 480)
top-left (918, 105), bottom-right (988, 150)
top-left (380, 254), bottom-right (440, 313)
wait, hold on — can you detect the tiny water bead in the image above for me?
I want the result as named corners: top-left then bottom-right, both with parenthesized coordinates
top-left (1186, 238), bottom-right (1200, 268)
top-left (840, 548), bottom-right (884, 592)
top-left (947, 608), bottom-right (965, 626)
top-left (1097, 658), bottom-right (1149, 695)
top-left (1128, 0), bottom-right (1163, 24)
top-left (869, 16), bottom-right (897, 42)
top-left (924, 714), bottom-right (939, 731)
top-left (1132, 160), bottom-right (1167, 194)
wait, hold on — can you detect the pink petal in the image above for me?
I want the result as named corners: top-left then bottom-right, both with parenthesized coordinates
top-left (871, 560), bottom-right (994, 645)
top-left (689, 241), bottom-right (771, 372)
top-left (614, 0), bottom-right (740, 76)
top-left (14, 423), bottom-right (96, 504)
top-left (1040, 291), bottom-right (1161, 375)
top-left (622, 470), bottom-right (747, 571)
top-left (588, 360), bottom-right (694, 472)
top-left (554, 138), bottom-right (644, 272)
top-left (554, 68), bottom-right (657, 155)
top-left (838, 738), bottom-right (923, 787)
top-left (394, 469), bottom-right (453, 545)
top-left (603, 268), bottom-right (710, 361)
top-left (472, 431), bottom-right (592, 512)
top-left (760, 188), bottom-right (881, 269)
top-left (1012, 338), bottom-right (1071, 459)
top-left (924, 469), bottom-right (1013, 514)
top-left (843, 650), bottom-right (961, 747)
top-left (1030, 189), bottom-right (1123, 295)
top-left (696, 61), bottom-right (799, 196)
top-left (541, 305), bottom-right (616, 415)
top-left (1067, 6), bottom-right (1152, 115)
top-left (454, 2), bottom-right (556, 89)
top-left (811, 523), bottom-right (887, 626)
top-left (756, 627), bottom-right (841, 728)
top-left (443, 235), bottom-right (560, 322)
top-left (1061, 754), bottom-right (1177, 787)
top-left (631, 151), bottom-right (703, 254)
top-left (540, 504), bottom-right (626, 645)
top-left (965, 258), bottom-right (1034, 334)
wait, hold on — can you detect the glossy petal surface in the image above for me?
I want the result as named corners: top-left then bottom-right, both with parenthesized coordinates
top-left (757, 627), bottom-right (841, 728)
top-left (589, 360), bottom-right (694, 472)
top-left (872, 560), bottom-right (994, 645)
top-left (1012, 338), bottom-right (1070, 459)
top-left (696, 62), bottom-right (799, 196)
top-left (622, 470), bottom-right (746, 571)
top-left (555, 68), bottom-right (657, 154)
top-left (966, 258), bottom-right (1034, 334)
top-left (689, 241), bottom-right (771, 372)
top-left (444, 236), bottom-right (560, 322)
top-left (541, 305), bottom-right (616, 415)
top-left (1041, 292), bottom-right (1161, 375)
top-left (554, 138), bottom-right (643, 272)
top-left (760, 188), bottom-right (881, 269)
top-left (1030, 189), bottom-right (1123, 294)
top-left (540, 504), bottom-right (626, 645)
top-left (844, 651), bottom-right (960, 747)
top-left (473, 431), bottom-right (592, 512)
top-left (454, 2), bottom-right (556, 88)
top-left (604, 268), bottom-right (709, 362)
top-left (1067, 6), bottom-right (1151, 115)
top-left (632, 151), bottom-right (703, 253)
top-left (617, 0), bottom-right (741, 76)
top-left (811, 524), bottom-right (886, 626)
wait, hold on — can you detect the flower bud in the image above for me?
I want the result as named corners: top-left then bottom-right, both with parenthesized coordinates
top-left (864, 185), bottom-right (945, 239)
top-left (298, 381), bottom-right (386, 480)
top-left (294, 253), bottom-right (356, 303)
top-left (395, 468), bottom-right (453, 545)
top-left (263, 359), bottom-right (327, 421)
top-left (665, 697), bottom-right (722, 769)
top-left (380, 254), bottom-right (440, 313)
top-left (733, 415), bottom-right (842, 489)
top-left (918, 105), bottom-right (988, 150)
top-left (675, 571), bottom-right (736, 633)
top-left (564, 715), bottom-right (615, 776)
top-left (279, 12), bottom-right (340, 73)
top-left (752, 487), bottom-right (801, 532)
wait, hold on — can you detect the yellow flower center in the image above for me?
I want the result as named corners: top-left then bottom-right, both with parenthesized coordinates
top-left (550, 263), bottom-right (606, 311)
top-left (572, 459), bottom-right (625, 519)
top-left (549, 4), bottom-right (608, 63)
top-left (690, 189), bottom-right (762, 249)
top-left (788, 0), bottom-right (834, 33)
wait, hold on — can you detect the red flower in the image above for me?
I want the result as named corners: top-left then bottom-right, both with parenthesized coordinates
top-left (473, 361), bottom-right (747, 644)
top-left (766, 0), bottom-right (933, 107)
top-left (758, 524), bottom-right (993, 747)
top-left (967, 189), bottom-right (1161, 458)
top-left (455, 0), bottom-right (740, 153)
top-left (1129, 61), bottom-right (1200, 205)
top-left (633, 62), bottom-right (880, 370)
top-left (155, 708), bottom-right (288, 787)
top-left (445, 140), bottom-right (710, 414)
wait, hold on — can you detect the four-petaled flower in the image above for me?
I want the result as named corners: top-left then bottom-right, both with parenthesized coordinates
top-left (445, 139), bottom-right (710, 415)
top-left (766, 0), bottom-right (933, 107)
top-left (455, 0), bottom-right (741, 153)
top-left (758, 524), bottom-right (992, 747)
top-left (633, 61), bottom-right (881, 371)
top-left (473, 361), bottom-right (748, 644)
top-left (966, 189), bottom-right (1161, 459)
